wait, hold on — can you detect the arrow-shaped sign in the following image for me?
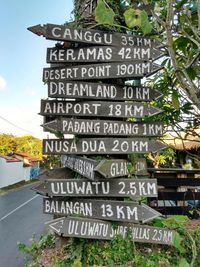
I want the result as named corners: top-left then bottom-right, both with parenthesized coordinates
top-left (47, 80), bottom-right (163, 101)
top-left (40, 100), bottom-right (163, 118)
top-left (60, 155), bottom-right (98, 180)
top-left (47, 217), bottom-right (175, 245)
top-left (43, 62), bottom-right (162, 81)
top-left (43, 198), bottom-right (161, 223)
top-left (33, 178), bottom-right (158, 198)
top-left (42, 119), bottom-right (165, 137)
top-left (28, 24), bottom-right (161, 47)
top-left (46, 46), bottom-right (164, 64)
top-left (95, 159), bottom-right (129, 178)
top-left (43, 138), bottom-right (166, 155)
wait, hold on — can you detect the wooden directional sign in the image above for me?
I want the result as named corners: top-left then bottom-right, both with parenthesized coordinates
top-left (28, 24), bottom-right (161, 47)
top-left (43, 198), bottom-right (161, 223)
top-left (47, 217), bottom-right (175, 245)
top-left (46, 46), bottom-right (164, 64)
top-left (33, 178), bottom-right (158, 198)
top-left (95, 159), bottom-right (129, 178)
top-left (43, 62), bottom-right (162, 81)
top-left (42, 119), bottom-right (165, 137)
top-left (60, 155), bottom-right (98, 181)
top-left (47, 80), bottom-right (163, 101)
top-left (43, 138), bottom-right (167, 155)
top-left (135, 159), bottom-right (148, 176)
top-left (40, 100), bottom-right (163, 119)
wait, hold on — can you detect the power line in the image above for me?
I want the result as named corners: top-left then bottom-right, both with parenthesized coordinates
top-left (0, 115), bottom-right (34, 135)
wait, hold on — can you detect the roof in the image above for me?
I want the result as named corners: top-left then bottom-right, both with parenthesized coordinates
top-left (12, 152), bottom-right (41, 162)
top-left (162, 131), bottom-right (200, 151)
top-left (0, 155), bottom-right (21, 163)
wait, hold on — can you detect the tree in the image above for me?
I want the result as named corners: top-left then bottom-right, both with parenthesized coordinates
top-left (0, 134), bottom-right (16, 155)
top-left (88, 0), bottom-right (200, 163)
top-left (0, 134), bottom-right (42, 159)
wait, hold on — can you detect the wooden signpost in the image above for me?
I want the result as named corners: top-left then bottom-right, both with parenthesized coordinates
top-left (60, 155), bottom-right (98, 180)
top-left (28, 24), bottom-right (161, 47)
top-left (43, 62), bottom-right (162, 81)
top-left (33, 178), bottom-right (158, 198)
top-left (42, 119), bottom-right (165, 137)
top-left (46, 46), bottom-right (164, 63)
top-left (47, 217), bottom-right (175, 245)
top-left (43, 138), bottom-right (166, 155)
top-left (28, 20), bottom-right (176, 247)
top-left (47, 80), bottom-right (163, 101)
top-left (43, 198), bottom-right (161, 223)
top-left (40, 100), bottom-right (163, 118)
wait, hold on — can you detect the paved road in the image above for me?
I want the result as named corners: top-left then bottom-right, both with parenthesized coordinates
top-left (0, 183), bottom-right (51, 267)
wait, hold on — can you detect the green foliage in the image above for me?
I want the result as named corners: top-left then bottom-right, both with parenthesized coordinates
top-left (95, 0), bottom-right (115, 25)
top-left (17, 234), bottom-right (56, 266)
top-left (0, 134), bottom-right (42, 159)
top-left (94, 0), bottom-right (153, 35)
top-left (18, 216), bottom-right (200, 267)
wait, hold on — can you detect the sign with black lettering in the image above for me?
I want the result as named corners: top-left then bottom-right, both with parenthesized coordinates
top-left (42, 119), bottom-right (165, 137)
top-left (47, 80), bottom-right (163, 101)
top-left (28, 24), bottom-right (161, 47)
top-left (33, 178), bottom-right (158, 198)
top-left (40, 100), bottom-right (163, 118)
top-left (47, 217), bottom-right (175, 245)
top-left (43, 138), bottom-right (167, 155)
top-left (43, 62), bottom-right (161, 81)
top-left (46, 46), bottom-right (164, 64)
top-left (43, 198), bottom-right (161, 223)
top-left (60, 155), bottom-right (98, 180)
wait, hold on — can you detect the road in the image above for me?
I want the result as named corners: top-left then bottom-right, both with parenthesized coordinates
top-left (0, 183), bottom-right (51, 267)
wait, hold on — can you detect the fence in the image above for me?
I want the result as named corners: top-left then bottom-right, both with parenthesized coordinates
top-left (148, 168), bottom-right (200, 215)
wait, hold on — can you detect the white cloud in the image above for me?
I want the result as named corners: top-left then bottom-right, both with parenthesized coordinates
top-left (0, 76), bottom-right (7, 91)
top-left (0, 105), bottom-right (46, 139)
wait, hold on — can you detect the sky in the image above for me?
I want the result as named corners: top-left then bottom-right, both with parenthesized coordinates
top-left (0, 0), bottom-right (74, 139)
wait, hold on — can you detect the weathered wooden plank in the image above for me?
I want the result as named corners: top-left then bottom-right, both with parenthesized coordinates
top-left (28, 24), bottom-right (161, 47)
top-left (157, 178), bottom-right (200, 187)
top-left (43, 62), bottom-right (162, 81)
top-left (47, 80), bottom-right (163, 101)
top-left (42, 119), bottom-right (165, 137)
top-left (150, 207), bottom-right (189, 216)
top-left (46, 46), bottom-right (164, 64)
top-left (43, 138), bottom-right (167, 155)
top-left (156, 192), bottom-right (200, 200)
top-left (95, 159), bottom-right (149, 178)
top-left (135, 159), bottom-right (148, 176)
top-left (33, 178), bottom-right (158, 198)
top-left (40, 100), bottom-right (163, 118)
top-left (60, 155), bottom-right (98, 180)
top-left (43, 198), bottom-right (161, 223)
top-left (47, 217), bottom-right (175, 245)
top-left (95, 159), bottom-right (129, 178)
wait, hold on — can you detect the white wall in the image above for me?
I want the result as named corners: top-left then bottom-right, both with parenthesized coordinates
top-left (0, 158), bottom-right (26, 188)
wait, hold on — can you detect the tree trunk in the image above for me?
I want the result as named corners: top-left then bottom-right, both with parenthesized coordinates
top-left (74, 0), bottom-right (97, 26)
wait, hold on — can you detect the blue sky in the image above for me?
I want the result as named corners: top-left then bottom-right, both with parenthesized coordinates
top-left (0, 0), bottom-right (73, 139)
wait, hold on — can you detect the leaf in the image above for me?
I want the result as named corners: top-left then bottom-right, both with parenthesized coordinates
top-left (124, 8), bottom-right (141, 28)
top-left (140, 10), bottom-right (153, 35)
top-left (95, 0), bottom-right (115, 25)
top-left (173, 232), bottom-right (185, 254)
top-left (172, 90), bottom-right (180, 109)
top-left (178, 258), bottom-right (189, 267)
